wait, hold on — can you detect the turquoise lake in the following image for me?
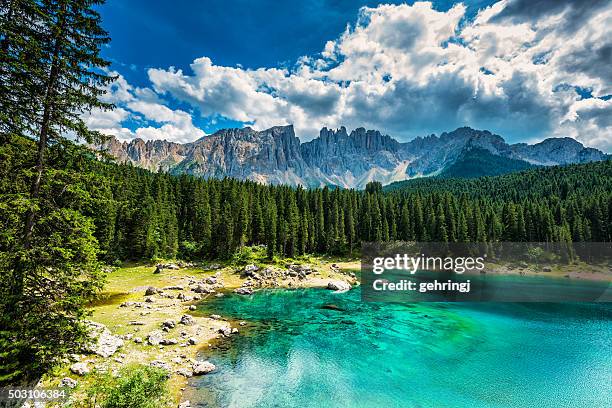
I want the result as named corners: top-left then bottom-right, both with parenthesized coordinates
top-left (190, 288), bottom-right (611, 407)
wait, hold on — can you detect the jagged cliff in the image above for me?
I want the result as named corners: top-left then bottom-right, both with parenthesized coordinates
top-left (100, 125), bottom-right (609, 188)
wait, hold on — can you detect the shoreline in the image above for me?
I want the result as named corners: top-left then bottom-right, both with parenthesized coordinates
top-left (41, 259), bottom-right (358, 407)
top-left (40, 257), bottom-right (609, 406)
top-left (474, 261), bottom-right (612, 282)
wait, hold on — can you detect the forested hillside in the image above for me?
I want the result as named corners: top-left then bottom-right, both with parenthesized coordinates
top-left (3, 134), bottom-right (611, 265)
top-left (438, 147), bottom-right (536, 178)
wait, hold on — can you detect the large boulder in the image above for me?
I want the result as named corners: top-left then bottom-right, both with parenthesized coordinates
top-left (326, 281), bottom-right (351, 292)
top-left (180, 314), bottom-right (195, 326)
top-left (192, 360), bottom-right (216, 375)
top-left (147, 330), bottom-right (164, 346)
top-left (145, 286), bottom-right (159, 296)
top-left (84, 321), bottom-right (123, 358)
top-left (161, 319), bottom-right (176, 329)
top-left (244, 264), bottom-right (260, 276)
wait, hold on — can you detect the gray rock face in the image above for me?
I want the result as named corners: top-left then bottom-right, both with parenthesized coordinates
top-left (100, 125), bottom-right (609, 188)
top-left (509, 137), bottom-right (608, 165)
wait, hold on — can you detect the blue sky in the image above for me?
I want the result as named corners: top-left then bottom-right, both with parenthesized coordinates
top-left (90, 0), bottom-right (612, 151)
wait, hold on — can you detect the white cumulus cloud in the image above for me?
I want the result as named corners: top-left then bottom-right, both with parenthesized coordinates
top-left (86, 0), bottom-right (612, 151)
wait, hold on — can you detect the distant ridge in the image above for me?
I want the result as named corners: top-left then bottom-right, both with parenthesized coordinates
top-left (100, 125), bottom-right (609, 188)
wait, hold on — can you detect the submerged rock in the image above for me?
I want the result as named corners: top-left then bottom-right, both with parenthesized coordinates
top-left (321, 304), bottom-right (346, 312)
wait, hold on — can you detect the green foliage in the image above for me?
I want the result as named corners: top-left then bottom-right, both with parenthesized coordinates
top-left (0, 0), bottom-right (113, 385)
top-left (76, 364), bottom-right (170, 408)
top-left (0, 136), bottom-right (106, 384)
top-left (440, 147), bottom-right (536, 178)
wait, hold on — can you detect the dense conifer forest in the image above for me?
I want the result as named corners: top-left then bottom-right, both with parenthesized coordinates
top-left (3, 134), bottom-right (611, 266)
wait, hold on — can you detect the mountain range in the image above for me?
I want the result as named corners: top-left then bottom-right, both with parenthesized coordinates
top-left (100, 125), bottom-right (609, 188)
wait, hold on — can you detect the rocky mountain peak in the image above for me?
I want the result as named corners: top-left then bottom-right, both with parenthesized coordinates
top-left (99, 125), bottom-right (609, 188)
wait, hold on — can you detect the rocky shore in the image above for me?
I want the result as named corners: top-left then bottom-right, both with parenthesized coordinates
top-left (41, 259), bottom-right (358, 407)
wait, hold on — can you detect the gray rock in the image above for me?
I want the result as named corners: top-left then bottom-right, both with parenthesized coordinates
top-left (84, 321), bottom-right (124, 358)
top-left (70, 362), bottom-right (90, 376)
top-left (192, 284), bottom-right (215, 294)
top-left (189, 305), bottom-right (197, 311)
top-left (161, 319), bottom-right (176, 329)
top-left (60, 377), bottom-right (78, 388)
top-left (103, 126), bottom-right (609, 190)
top-left (176, 368), bottom-right (193, 378)
top-left (180, 314), bottom-right (195, 325)
top-left (326, 281), bottom-right (351, 292)
top-left (145, 286), bottom-right (159, 296)
top-left (160, 338), bottom-right (178, 345)
top-left (178, 400), bottom-right (192, 408)
top-left (188, 337), bottom-right (198, 345)
top-left (192, 360), bottom-right (216, 375)
top-left (234, 287), bottom-right (253, 295)
top-left (150, 360), bottom-right (171, 371)
top-left (244, 264), bottom-right (260, 276)
top-left (147, 331), bottom-right (164, 346)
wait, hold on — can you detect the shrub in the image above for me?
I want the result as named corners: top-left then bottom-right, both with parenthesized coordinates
top-left (82, 364), bottom-right (170, 408)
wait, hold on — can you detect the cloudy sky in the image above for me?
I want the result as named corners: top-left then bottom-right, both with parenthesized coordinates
top-left (90, 0), bottom-right (612, 151)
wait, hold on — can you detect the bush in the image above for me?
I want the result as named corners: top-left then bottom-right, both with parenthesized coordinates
top-left (82, 364), bottom-right (170, 408)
